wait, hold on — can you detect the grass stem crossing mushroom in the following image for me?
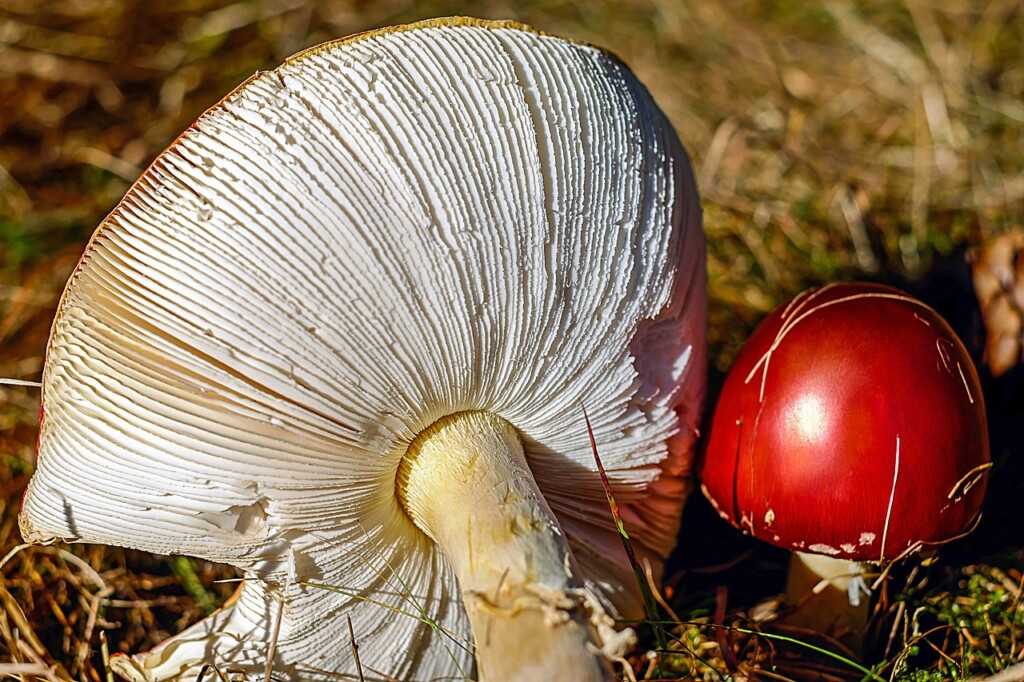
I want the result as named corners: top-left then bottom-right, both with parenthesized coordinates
top-left (19, 18), bottom-right (706, 681)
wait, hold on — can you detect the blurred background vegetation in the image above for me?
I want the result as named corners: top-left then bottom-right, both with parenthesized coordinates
top-left (1, 0), bottom-right (1022, 680)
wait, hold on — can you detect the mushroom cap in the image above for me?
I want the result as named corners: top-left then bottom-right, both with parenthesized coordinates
top-left (19, 18), bottom-right (705, 682)
top-left (700, 282), bottom-right (989, 563)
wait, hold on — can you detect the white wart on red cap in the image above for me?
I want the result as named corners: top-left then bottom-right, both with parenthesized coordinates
top-left (20, 17), bottom-right (705, 682)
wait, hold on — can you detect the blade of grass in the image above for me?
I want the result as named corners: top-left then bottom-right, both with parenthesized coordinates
top-left (654, 621), bottom-right (888, 682)
top-left (347, 615), bottom-right (365, 682)
top-left (348, 524), bottom-right (472, 675)
top-left (583, 406), bottom-right (665, 650)
top-left (195, 663), bottom-right (230, 682)
top-left (298, 581), bottom-right (471, 653)
top-left (714, 585), bottom-right (740, 672)
top-left (99, 632), bottom-right (113, 682)
top-left (165, 556), bottom-right (218, 615)
top-left (0, 378), bottom-right (41, 387)
top-left (264, 599), bottom-right (283, 682)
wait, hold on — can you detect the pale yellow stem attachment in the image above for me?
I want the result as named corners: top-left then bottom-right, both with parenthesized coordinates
top-left (396, 411), bottom-right (620, 682)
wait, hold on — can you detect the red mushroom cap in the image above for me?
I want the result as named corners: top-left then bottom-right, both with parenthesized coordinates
top-left (700, 282), bottom-right (990, 563)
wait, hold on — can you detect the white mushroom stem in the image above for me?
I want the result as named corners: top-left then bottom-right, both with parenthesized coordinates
top-left (397, 411), bottom-right (619, 682)
top-left (783, 552), bottom-right (871, 654)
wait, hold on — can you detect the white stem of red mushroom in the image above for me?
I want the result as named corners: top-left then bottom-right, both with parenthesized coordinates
top-left (784, 553), bottom-right (871, 649)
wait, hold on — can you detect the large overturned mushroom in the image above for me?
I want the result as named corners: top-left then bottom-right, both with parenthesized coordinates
top-left (19, 18), bottom-right (706, 682)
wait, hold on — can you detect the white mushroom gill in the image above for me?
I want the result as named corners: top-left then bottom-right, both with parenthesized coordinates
top-left (19, 18), bottom-right (705, 682)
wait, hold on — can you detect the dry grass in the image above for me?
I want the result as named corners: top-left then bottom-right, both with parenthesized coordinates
top-left (1, 0), bottom-right (1022, 680)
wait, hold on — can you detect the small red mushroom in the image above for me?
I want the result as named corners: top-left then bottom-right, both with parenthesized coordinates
top-left (700, 282), bottom-right (990, 646)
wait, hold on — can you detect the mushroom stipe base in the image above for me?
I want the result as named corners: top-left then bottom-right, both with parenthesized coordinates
top-left (397, 411), bottom-right (621, 681)
top-left (782, 551), bottom-right (871, 654)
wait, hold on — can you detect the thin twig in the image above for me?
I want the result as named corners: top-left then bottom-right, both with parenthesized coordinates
top-left (264, 598), bottom-right (284, 682)
top-left (347, 615), bottom-right (364, 682)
